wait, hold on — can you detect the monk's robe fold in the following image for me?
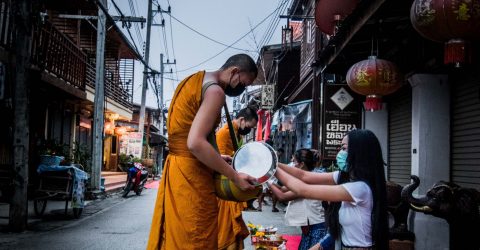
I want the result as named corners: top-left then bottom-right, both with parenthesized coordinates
top-left (147, 71), bottom-right (219, 250)
top-left (216, 123), bottom-right (250, 250)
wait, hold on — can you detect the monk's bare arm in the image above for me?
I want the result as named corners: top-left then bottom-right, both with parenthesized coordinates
top-left (188, 85), bottom-right (255, 190)
top-left (277, 163), bottom-right (336, 185)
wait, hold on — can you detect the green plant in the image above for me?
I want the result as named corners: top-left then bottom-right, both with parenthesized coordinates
top-left (72, 142), bottom-right (91, 172)
top-left (132, 157), bottom-right (142, 163)
top-left (118, 153), bottom-right (130, 165)
top-left (37, 139), bottom-right (72, 164)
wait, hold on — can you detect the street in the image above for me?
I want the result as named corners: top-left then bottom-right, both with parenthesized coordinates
top-left (0, 182), bottom-right (300, 250)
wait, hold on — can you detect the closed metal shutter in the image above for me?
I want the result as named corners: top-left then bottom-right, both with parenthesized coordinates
top-left (451, 76), bottom-right (480, 190)
top-left (388, 86), bottom-right (412, 186)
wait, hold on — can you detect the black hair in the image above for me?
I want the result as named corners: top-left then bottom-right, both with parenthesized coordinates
top-left (293, 148), bottom-right (315, 171)
top-left (235, 107), bottom-right (258, 122)
top-left (220, 54), bottom-right (258, 77)
top-left (325, 129), bottom-right (388, 250)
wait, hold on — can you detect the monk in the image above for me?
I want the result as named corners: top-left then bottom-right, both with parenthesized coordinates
top-left (216, 107), bottom-right (258, 250)
top-left (147, 54), bottom-right (258, 250)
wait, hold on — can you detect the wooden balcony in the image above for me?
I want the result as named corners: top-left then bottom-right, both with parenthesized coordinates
top-left (0, 0), bottom-right (133, 110)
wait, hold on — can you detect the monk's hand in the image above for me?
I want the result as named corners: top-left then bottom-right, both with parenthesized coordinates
top-left (233, 172), bottom-right (256, 191)
top-left (221, 154), bottom-right (233, 164)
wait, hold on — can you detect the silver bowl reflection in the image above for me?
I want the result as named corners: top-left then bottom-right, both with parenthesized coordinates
top-left (232, 142), bottom-right (277, 186)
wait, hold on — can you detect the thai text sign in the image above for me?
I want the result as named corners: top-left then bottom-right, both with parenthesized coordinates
top-left (261, 85), bottom-right (275, 109)
top-left (119, 132), bottom-right (143, 159)
top-left (322, 85), bottom-right (361, 159)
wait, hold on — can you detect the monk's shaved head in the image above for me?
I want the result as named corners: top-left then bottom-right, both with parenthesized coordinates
top-left (235, 107), bottom-right (258, 122)
top-left (220, 54), bottom-right (258, 77)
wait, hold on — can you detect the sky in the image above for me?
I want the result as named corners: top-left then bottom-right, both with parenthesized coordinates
top-left (110, 0), bottom-right (292, 110)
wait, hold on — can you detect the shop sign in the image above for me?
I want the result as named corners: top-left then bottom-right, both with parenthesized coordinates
top-left (322, 84), bottom-right (361, 159)
top-left (119, 132), bottom-right (143, 158)
top-left (261, 85), bottom-right (275, 109)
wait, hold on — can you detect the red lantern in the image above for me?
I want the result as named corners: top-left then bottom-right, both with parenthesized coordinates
top-left (346, 56), bottom-right (403, 111)
top-left (410, 0), bottom-right (480, 67)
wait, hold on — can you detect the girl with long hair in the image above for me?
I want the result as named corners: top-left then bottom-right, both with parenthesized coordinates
top-left (270, 129), bottom-right (388, 250)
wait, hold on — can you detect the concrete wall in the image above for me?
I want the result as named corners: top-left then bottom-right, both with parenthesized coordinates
top-left (409, 74), bottom-right (450, 250)
top-left (363, 103), bottom-right (388, 170)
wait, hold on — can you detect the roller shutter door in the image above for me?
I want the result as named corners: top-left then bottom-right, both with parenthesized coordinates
top-left (451, 76), bottom-right (480, 190)
top-left (388, 86), bottom-right (412, 186)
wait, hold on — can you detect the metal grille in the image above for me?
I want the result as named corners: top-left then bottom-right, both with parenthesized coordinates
top-left (451, 75), bottom-right (480, 190)
top-left (388, 86), bottom-right (412, 186)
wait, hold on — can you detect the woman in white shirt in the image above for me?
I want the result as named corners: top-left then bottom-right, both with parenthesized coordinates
top-left (270, 129), bottom-right (388, 250)
top-left (276, 149), bottom-right (328, 250)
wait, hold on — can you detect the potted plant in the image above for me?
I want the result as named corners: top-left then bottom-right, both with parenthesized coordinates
top-left (37, 139), bottom-right (70, 166)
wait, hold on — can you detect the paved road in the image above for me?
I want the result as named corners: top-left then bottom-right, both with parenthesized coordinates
top-left (1, 189), bottom-right (155, 250)
top-left (1, 182), bottom-right (300, 250)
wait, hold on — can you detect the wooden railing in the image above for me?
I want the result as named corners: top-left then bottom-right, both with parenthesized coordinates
top-left (0, 0), bottom-right (132, 110)
top-left (86, 62), bottom-right (133, 110)
top-left (31, 21), bottom-right (88, 90)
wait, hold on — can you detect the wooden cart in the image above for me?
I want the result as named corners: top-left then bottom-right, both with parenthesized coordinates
top-left (34, 164), bottom-right (86, 219)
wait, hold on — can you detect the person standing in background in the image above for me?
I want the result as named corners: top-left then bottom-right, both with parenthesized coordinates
top-left (273, 149), bottom-right (328, 250)
top-left (216, 107), bottom-right (258, 250)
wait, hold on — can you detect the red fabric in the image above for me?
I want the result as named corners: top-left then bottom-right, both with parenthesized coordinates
top-left (256, 110), bottom-right (264, 141)
top-left (282, 235), bottom-right (301, 250)
top-left (264, 111), bottom-right (271, 141)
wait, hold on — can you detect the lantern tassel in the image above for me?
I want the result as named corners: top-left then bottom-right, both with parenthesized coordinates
top-left (364, 95), bottom-right (383, 112)
top-left (444, 39), bottom-right (471, 68)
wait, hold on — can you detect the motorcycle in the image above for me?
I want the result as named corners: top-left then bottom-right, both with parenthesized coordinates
top-left (122, 162), bottom-right (149, 197)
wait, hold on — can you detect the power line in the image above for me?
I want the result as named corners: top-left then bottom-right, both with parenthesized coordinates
top-left (175, 0), bottom-right (290, 73)
top-left (168, 14), bottom-right (256, 53)
top-left (105, 0), bottom-right (160, 74)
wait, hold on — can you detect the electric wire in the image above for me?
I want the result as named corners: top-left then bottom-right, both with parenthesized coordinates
top-left (168, 14), bottom-right (256, 53)
top-left (105, 0), bottom-right (160, 74)
top-left (175, 0), bottom-right (290, 73)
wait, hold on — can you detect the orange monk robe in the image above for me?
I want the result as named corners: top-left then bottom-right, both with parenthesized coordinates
top-left (147, 71), bottom-right (220, 250)
top-left (216, 122), bottom-right (250, 250)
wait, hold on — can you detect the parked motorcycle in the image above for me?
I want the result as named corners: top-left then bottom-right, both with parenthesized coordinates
top-left (122, 162), bottom-right (148, 197)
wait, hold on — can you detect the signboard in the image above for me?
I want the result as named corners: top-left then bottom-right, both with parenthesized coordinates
top-left (119, 132), bottom-right (143, 158)
top-left (322, 84), bottom-right (361, 159)
top-left (261, 85), bottom-right (275, 109)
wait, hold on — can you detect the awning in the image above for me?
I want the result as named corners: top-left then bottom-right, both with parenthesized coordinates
top-left (149, 133), bottom-right (168, 146)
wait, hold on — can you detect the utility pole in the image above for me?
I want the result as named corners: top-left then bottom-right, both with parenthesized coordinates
top-left (138, 0), bottom-right (153, 159)
top-left (10, 0), bottom-right (32, 232)
top-left (159, 53), bottom-right (176, 136)
top-left (91, 0), bottom-right (107, 191)
top-left (158, 54), bottom-right (175, 175)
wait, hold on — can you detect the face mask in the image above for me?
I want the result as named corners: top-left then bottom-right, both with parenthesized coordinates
top-left (336, 150), bottom-right (348, 172)
top-left (224, 73), bottom-right (246, 97)
top-left (224, 84), bottom-right (245, 97)
top-left (288, 161), bottom-right (295, 167)
top-left (238, 127), bottom-right (251, 135)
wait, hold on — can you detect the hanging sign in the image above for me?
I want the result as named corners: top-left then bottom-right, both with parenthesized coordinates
top-left (261, 84), bottom-right (275, 109)
top-left (119, 132), bottom-right (143, 158)
top-left (322, 84), bottom-right (361, 159)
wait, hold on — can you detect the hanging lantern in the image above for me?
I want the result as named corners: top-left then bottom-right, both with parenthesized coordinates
top-left (410, 0), bottom-right (480, 67)
top-left (346, 56), bottom-right (403, 112)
